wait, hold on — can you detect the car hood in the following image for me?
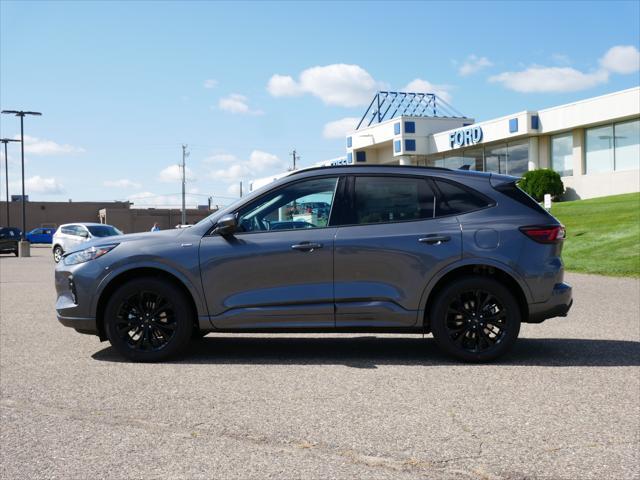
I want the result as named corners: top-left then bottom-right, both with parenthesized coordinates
top-left (65, 228), bottom-right (187, 254)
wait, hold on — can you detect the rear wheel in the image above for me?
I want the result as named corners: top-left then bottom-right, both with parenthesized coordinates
top-left (430, 276), bottom-right (521, 362)
top-left (53, 245), bottom-right (63, 263)
top-left (104, 277), bottom-right (193, 362)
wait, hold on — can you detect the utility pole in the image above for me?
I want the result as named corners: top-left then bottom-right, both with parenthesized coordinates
top-left (0, 138), bottom-right (20, 226)
top-left (181, 144), bottom-right (189, 225)
top-left (1, 110), bottom-right (42, 257)
top-left (239, 181), bottom-right (243, 198)
top-left (290, 149), bottom-right (299, 171)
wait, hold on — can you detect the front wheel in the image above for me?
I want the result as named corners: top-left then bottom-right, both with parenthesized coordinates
top-left (430, 276), bottom-right (521, 362)
top-left (104, 277), bottom-right (193, 362)
top-left (53, 246), bottom-right (63, 263)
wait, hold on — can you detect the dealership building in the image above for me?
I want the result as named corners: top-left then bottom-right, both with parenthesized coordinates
top-left (341, 87), bottom-right (639, 200)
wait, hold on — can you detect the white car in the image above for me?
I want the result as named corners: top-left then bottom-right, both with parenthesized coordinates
top-left (52, 223), bottom-right (122, 263)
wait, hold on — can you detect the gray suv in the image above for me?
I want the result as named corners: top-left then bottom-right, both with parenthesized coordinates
top-left (55, 166), bottom-right (572, 362)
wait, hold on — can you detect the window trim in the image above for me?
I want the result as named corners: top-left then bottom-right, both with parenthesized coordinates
top-left (333, 173), bottom-right (495, 228)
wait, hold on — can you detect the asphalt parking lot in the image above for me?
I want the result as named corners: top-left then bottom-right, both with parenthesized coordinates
top-left (0, 249), bottom-right (638, 480)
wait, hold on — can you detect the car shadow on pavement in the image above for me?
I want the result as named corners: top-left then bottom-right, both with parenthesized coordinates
top-left (92, 336), bottom-right (640, 368)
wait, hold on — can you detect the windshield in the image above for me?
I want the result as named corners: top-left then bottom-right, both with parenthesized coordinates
top-left (87, 225), bottom-right (122, 237)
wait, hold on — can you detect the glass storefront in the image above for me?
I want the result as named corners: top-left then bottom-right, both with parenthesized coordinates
top-left (551, 133), bottom-right (573, 177)
top-left (586, 119), bottom-right (640, 174)
top-left (428, 141), bottom-right (529, 176)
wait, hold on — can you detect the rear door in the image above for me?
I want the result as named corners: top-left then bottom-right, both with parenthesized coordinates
top-left (333, 174), bottom-right (462, 327)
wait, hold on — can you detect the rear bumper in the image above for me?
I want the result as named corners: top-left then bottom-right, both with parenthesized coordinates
top-left (527, 282), bottom-right (573, 323)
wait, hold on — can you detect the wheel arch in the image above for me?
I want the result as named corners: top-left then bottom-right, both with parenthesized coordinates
top-left (95, 267), bottom-right (200, 341)
top-left (420, 262), bottom-right (530, 331)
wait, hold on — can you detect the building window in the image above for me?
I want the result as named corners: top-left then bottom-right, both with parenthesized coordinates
top-left (394, 140), bottom-right (401, 153)
top-left (356, 151), bottom-right (366, 163)
top-left (404, 121), bottom-right (416, 134)
top-left (485, 144), bottom-right (507, 174)
top-left (347, 152), bottom-right (353, 163)
top-left (463, 148), bottom-right (483, 171)
top-left (346, 136), bottom-right (352, 148)
top-left (551, 133), bottom-right (573, 177)
top-left (586, 125), bottom-right (615, 174)
top-left (509, 118), bottom-right (518, 133)
top-left (531, 115), bottom-right (539, 130)
top-left (614, 119), bottom-right (640, 172)
top-left (394, 123), bottom-right (401, 135)
top-left (405, 139), bottom-right (416, 151)
top-left (506, 140), bottom-right (529, 176)
top-left (443, 155), bottom-right (467, 169)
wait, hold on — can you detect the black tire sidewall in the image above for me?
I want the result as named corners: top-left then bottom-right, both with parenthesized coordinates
top-left (430, 276), bottom-right (521, 362)
top-left (104, 277), bottom-right (193, 362)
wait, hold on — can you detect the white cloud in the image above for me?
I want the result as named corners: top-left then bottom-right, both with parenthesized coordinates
top-left (267, 64), bottom-right (384, 107)
top-left (226, 183), bottom-right (241, 196)
top-left (600, 45), bottom-right (640, 74)
top-left (158, 164), bottom-right (195, 183)
top-left (13, 135), bottom-right (84, 156)
top-left (9, 175), bottom-right (64, 194)
top-left (403, 79), bottom-right (453, 103)
top-left (323, 117), bottom-right (359, 139)
top-left (103, 179), bottom-right (141, 189)
top-left (489, 66), bottom-right (609, 93)
top-left (218, 94), bottom-right (264, 115)
top-left (267, 74), bottom-right (303, 97)
top-left (209, 150), bottom-right (286, 183)
top-left (203, 79), bottom-right (218, 89)
top-left (551, 53), bottom-right (571, 66)
top-left (458, 55), bottom-right (493, 76)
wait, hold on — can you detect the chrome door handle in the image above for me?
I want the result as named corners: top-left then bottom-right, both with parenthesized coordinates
top-left (419, 235), bottom-right (451, 245)
top-left (291, 242), bottom-right (323, 252)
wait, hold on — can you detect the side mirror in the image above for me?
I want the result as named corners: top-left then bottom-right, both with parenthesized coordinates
top-left (213, 214), bottom-right (237, 236)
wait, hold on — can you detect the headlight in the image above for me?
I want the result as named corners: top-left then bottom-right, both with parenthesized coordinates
top-left (63, 244), bottom-right (118, 266)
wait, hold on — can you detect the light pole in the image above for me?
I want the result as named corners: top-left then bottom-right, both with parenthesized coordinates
top-left (0, 138), bottom-right (20, 226)
top-left (1, 110), bottom-right (42, 256)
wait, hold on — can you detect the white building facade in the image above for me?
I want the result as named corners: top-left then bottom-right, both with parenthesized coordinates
top-left (346, 87), bottom-right (640, 200)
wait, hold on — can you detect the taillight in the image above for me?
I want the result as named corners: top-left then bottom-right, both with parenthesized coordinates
top-left (520, 225), bottom-right (566, 244)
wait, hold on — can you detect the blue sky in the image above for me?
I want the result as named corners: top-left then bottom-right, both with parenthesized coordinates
top-left (1, 0), bottom-right (639, 206)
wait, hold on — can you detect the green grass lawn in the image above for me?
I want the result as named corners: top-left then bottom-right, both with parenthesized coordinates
top-left (551, 192), bottom-right (640, 277)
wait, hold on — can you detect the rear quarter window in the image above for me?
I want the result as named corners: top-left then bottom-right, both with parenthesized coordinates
top-left (432, 178), bottom-right (493, 216)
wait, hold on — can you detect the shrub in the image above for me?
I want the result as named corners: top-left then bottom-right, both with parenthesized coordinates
top-left (518, 169), bottom-right (565, 202)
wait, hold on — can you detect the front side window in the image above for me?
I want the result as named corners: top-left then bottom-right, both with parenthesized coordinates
top-left (87, 225), bottom-right (121, 237)
top-left (237, 177), bottom-right (338, 233)
top-left (353, 176), bottom-right (435, 225)
top-left (551, 133), bottom-right (573, 177)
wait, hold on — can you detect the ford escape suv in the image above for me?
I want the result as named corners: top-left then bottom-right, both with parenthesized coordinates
top-left (55, 166), bottom-right (572, 362)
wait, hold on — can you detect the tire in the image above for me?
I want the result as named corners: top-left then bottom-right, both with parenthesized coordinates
top-left (430, 276), bottom-right (521, 362)
top-left (53, 245), bottom-right (63, 263)
top-left (13, 250), bottom-right (19, 257)
top-left (104, 277), bottom-right (194, 362)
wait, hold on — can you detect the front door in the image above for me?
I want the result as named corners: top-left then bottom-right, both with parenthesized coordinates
top-left (333, 175), bottom-right (462, 327)
top-left (199, 176), bottom-right (342, 329)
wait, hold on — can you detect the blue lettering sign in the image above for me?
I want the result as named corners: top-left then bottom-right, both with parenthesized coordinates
top-left (449, 126), bottom-right (483, 148)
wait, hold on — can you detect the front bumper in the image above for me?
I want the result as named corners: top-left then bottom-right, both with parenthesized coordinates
top-left (527, 282), bottom-right (573, 323)
top-left (55, 260), bottom-right (105, 335)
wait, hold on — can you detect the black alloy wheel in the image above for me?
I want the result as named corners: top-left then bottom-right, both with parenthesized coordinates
top-left (115, 290), bottom-right (177, 352)
top-left (430, 276), bottom-right (521, 362)
top-left (104, 277), bottom-right (193, 361)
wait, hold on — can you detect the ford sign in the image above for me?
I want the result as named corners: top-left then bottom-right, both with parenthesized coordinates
top-left (449, 126), bottom-right (483, 148)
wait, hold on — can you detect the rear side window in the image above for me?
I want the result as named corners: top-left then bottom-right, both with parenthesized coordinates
top-left (353, 176), bottom-right (435, 225)
top-left (433, 179), bottom-right (492, 216)
top-left (61, 226), bottom-right (74, 235)
top-left (494, 182), bottom-right (549, 214)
